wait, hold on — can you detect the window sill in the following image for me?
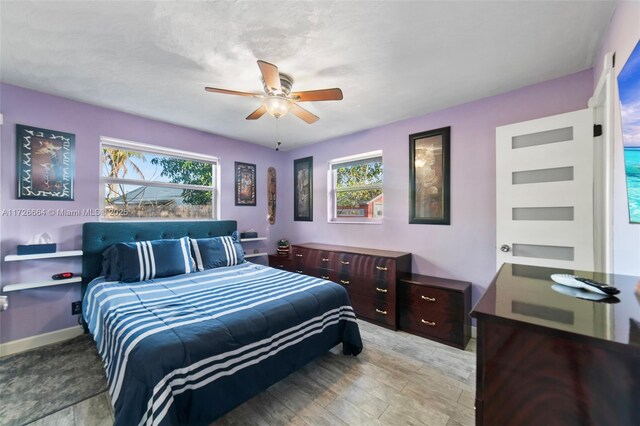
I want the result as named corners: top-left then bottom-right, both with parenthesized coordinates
top-left (327, 220), bottom-right (383, 225)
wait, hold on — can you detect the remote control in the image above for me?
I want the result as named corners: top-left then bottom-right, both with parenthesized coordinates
top-left (550, 274), bottom-right (620, 295)
top-left (52, 272), bottom-right (74, 280)
top-left (551, 284), bottom-right (620, 303)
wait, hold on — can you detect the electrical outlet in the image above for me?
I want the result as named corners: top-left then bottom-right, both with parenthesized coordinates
top-left (71, 301), bottom-right (82, 316)
top-left (0, 295), bottom-right (8, 311)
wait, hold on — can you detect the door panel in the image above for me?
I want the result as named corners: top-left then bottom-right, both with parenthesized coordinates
top-left (496, 109), bottom-right (594, 270)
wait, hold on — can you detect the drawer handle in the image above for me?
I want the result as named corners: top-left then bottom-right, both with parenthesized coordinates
top-left (375, 309), bottom-right (387, 315)
top-left (340, 260), bottom-right (350, 265)
top-left (340, 279), bottom-right (350, 285)
top-left (421, 295), bottom-right (436, 302)
top-left (321, 275), bottom-right (330, 280)
top-left (421, 319), bottom-right (436, 326)
top-left (296, 254), bottom-right (303, 258)
top-left (296, 270), bottom-right (303, 273)
top-left (376, 266), bottom-right (388, 271)
top-left (375, 287), bottom-right (388, 293)
top-left (278, 265), bottom-right (284, 268)
top-left (321, 258), bottom-right (330, 262)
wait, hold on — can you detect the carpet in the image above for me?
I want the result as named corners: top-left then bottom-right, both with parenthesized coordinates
top-left (0, 334), bottom-right (108, 426)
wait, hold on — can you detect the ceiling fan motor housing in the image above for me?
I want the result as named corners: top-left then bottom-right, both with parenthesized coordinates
top-left (262, 73), bottom-right (294, 95)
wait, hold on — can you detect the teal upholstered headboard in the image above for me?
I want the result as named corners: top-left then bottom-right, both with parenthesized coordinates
top-left (81, 220), bottom-right (237, 296)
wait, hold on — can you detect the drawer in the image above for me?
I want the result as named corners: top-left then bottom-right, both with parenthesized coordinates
top-left (334, 273), bottom-right (366, 293)
top-left (292, 247), bottom-right (335, 269)
top-left (336, 254), bottom-right (396, 281)
top-left (268, 255), bottom-right (293, 271)
top-left (313, 251), bottom-right (335, 270)
top-left (337, 273), bottom-right (395, 301)
top-left (306, 268), bottom-right (337, 282)
top-left (291, 246), bottom-right (313, 267)
top-left (349, 294), bottom-right (396, 328)
top-left (398, 304), bottom-right (462, 344)
top-left (286, 267), bottom-right (342, 284)
top-left (335, 253), bottom-right (360, 273)
top-left (398, 282), bottom-right (462, 316)
top-left (371, 258), bottom-right (396, 281)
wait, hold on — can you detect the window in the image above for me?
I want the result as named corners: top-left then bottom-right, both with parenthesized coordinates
top-left (329, 151), bottom-right (383, 223)
top-left (100, 137), bottom-right (218, 220)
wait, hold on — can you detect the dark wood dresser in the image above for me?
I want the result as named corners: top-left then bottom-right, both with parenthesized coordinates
top-left (472, 263), bottom-right (640, 426)
top-left (398, 274), bottom-right (471, 349)
top-left (269, 243), bottom-right (411, 329)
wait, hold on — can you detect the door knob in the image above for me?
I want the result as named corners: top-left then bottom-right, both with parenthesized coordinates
top-left (500, 244), bottom-right (511, 253)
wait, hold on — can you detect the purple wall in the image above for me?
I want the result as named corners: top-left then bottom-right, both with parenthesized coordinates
top-left (0, 68), bottom-right (596, 344)
top-left (0, 83), bottom-right (287, 343)
top-left (282, 69), bottom-right (594, 305)
top-left (594, 1), bottom-right (640, 276)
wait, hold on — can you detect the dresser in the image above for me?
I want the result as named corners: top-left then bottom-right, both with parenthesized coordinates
top-left (398, 274), bottom-right (471, 349)
top-left (270, 243), bottom-right (411, 329)
top-left (472, 263), bottom-right (640, 426)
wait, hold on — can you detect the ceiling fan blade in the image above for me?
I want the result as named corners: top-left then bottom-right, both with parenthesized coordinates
top-left (246, 105), bottom-right (267, 120)
top-left (205, 87), bottom-right (261, 97)
top-left (257, 60), bottom-right (281, 93)
top-left (290, 88), bottom-right (343, 102)
top-left (290, 103), bottom-right (319, 124)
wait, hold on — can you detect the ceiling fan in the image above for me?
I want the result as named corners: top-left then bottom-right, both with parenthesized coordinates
top-left (205, 60), bottom-right (343, 124)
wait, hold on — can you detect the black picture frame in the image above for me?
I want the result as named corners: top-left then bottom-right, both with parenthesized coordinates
top-left (294, 156), bottom-right (313, 221)
top-left (409, 127), bottom-right (450, 225)
top-left (234, 162), bottom-right (256, 206)
top-left (16, 124), bottom-right (75, 201)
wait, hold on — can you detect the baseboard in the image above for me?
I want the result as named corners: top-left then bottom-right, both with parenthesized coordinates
top-left (0, 326), bottom-right (84, 357)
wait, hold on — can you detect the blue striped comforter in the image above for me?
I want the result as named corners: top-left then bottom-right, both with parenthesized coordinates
top-left (83, 262), bottom-right (363, 425)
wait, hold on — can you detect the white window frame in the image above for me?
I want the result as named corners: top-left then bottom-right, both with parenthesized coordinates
top-left (99, 136), bottom-right (220, 221)
top-left (327, 150), bottom-right (383, 224)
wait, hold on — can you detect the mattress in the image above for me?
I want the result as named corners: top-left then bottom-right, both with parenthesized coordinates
top-left (83, 262), bottom-right (362, 425)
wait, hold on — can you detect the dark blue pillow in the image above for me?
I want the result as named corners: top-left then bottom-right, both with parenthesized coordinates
top-left (189, 232), bottom-right (245, 271)
top-left (100, 245), bottom-right (117, 278)
top-left (104, 237), bottom-right (195, 282)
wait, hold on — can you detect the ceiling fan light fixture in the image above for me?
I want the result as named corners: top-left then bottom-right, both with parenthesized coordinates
top-left (262, 96), bottom-right (292, 119)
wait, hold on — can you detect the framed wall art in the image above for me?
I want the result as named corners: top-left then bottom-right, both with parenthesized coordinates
top-left (409, 127), bottom-right (450, 224)
top-left (235, 161), bottom-right (256, 206)
top-left (618, 38), bottom-right (640, 223)
top-left (294, 156), bottom-right (313, 221)
top-left (16, 124), bottom-right (76, 200)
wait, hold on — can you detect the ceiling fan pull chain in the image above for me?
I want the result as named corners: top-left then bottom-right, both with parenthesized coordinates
top-left (275, 119), bottom-right (282, 151)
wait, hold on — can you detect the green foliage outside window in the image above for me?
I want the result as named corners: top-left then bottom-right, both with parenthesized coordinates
top-left (335, 161), bottom-right (383, 208)
top-left (150, 157), bottom-right (213, 205)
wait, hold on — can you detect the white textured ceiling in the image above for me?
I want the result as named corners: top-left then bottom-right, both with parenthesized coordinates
top-left (0, 1), bottom-right (616, 149)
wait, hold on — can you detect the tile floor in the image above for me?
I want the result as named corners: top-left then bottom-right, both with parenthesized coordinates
top-left (28, 321), bottom-right (476, 426)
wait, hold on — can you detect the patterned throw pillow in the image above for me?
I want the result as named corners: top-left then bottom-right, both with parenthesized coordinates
top-left (189, 231), bottom-right (245, 271)
top-left (102, 237), bottom-right (194, 282)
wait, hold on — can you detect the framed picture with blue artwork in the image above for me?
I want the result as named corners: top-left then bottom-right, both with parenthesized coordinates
top-left (618, 39), bottom-right (640, 224)
top-left (16, 124), bottom-right (75, 200)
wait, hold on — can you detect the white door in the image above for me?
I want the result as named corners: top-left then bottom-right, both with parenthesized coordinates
top-left (496, 109), bottom-right (594, 271)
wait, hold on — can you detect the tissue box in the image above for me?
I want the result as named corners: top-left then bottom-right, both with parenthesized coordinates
top-left (17, 244), bottom-right (56, 255)
top-left (240, 231), bottom-right (258, 239)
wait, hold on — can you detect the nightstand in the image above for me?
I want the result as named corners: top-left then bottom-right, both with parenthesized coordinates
top-left (398, 273), bottom-right (471, 349)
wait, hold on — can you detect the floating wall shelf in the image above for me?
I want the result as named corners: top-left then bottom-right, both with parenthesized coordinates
top-left (5, 250), bottom-right (83, 262)
top-left (3, 276), bottom-right (82, 292)
top-left (2, 250), bottom-right (83, 293)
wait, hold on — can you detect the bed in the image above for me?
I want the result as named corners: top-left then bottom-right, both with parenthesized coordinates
top-left (81, 220), bottom-right (363, 425)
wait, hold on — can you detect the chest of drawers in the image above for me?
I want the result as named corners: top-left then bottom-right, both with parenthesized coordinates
top-left (398, 274), bottom-right (471, 349)
top-left (270, 243), bottom-right (411, 329)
